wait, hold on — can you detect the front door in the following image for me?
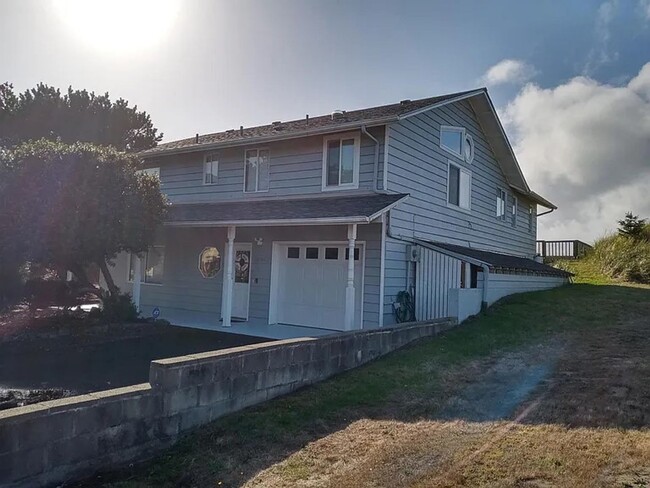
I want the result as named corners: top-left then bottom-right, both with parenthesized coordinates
top-left (232, 243), bottom-right (252, 320)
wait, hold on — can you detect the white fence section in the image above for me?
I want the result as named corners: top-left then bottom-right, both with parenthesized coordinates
top-left (448, 288), bottom-right (483, 322)
top-left (415, 247), bottom-right (462, 321)
top-left (485, 272), bottom-right (567, 304)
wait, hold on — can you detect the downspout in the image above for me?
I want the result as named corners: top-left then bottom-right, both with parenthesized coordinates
top-left (361, 125), bottom-right (380, 191)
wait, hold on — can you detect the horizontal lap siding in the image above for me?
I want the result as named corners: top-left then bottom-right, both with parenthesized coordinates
top-left (156, 128), bottom-right (384, 204)
top-left (486, 272), bottom-right (567, 304)
top-left (109, 224), bottom-right (383, 329)
top-left (387, 100), bottom-right (537, 257)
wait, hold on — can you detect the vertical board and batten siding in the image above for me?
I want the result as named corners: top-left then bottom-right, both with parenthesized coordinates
top-left (111, 224), bottom-right (383, 330)
top-left (415, 247), bottom-right (462, 321)
top-left (155, 127), bottom-right (385, 204)
top-left (382, 99), bottom-right (538, 325)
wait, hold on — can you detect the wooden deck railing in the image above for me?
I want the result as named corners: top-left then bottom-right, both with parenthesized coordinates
top-left (536, 240), bottom-right (592, 259)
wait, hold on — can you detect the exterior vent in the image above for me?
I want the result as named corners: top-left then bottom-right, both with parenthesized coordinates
top-left (226, 129), bottom-right (235, 134)
top-left (272, 121), bottom-right (284, 131)
top-left (195, 133), bottom-right (199, 143)
top-left (400, 99), bottom-right (411, 105)
top-left (331, 110), bottom-right (344, 121)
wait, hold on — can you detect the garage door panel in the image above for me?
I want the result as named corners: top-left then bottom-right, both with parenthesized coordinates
top-left (274, 243), bottom-right (363, 331)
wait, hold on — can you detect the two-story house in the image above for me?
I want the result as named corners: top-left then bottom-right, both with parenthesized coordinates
top-left (107, 88), bottom-right (569, 338)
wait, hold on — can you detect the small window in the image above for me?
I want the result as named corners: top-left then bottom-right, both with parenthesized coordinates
top-left (128, 246), bottom-right (165, 284)
top-left (512, 196), bottom-right (518, 227)
top-left (306, 247), bottom-right (319, 259)
top-left (137, 167), bottom-right (160, 178)
top-left (440, 126), bottom-right (463, 157)
top-left (322, 133), bottom-right (360, 190)
top-left (203, 155), bottom-right (218, 185)
top-left (325, 247), bottom-right (339, 260)
top-left (287, 247), bottom-right (300, 259)
top-left (345, 248), bottom-right (360, 261)
top-left (447, 162), bottom-right (471, 210)
top-left (529, 205), bottom-right (535, 233)
top-left (244, 149), bottom-right (270, 192)
top-left (496, 189), bottom-right (507, 220)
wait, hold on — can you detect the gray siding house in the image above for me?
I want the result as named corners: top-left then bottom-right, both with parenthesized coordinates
top-left (107, 88), bottom-right (568, 338)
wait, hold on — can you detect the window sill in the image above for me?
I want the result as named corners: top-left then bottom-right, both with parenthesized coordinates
top-left (321, 184), bottom-right (360, 192)
top-left (243, 189), bottom-right (270, 194)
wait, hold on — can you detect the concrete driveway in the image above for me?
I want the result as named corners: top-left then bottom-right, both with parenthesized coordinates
top-left (0, 323), bottom-right (267, 395)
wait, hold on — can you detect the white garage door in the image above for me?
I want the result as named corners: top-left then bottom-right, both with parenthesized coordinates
top-left (273, 243), bottom-right (363, 330)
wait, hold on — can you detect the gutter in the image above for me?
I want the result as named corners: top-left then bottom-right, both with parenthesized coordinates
top-left (361, 125), bottom-right (380, 191)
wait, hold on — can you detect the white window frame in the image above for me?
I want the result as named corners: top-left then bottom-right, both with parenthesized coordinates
top-left (512, 195), bottom-right (518, 227)
top-left (440, 125), bottom-right (474, 164)
top-left (529, 204), bottom-right (535, 233)
top-left (203, 154), bottom-right (218, 185)
top-left (446, 161), bottom-right (472, 212)
top-left (496, 188), bottom-right (507, 221)
top-left (127, 246), bottom-right (165, 285)
top-left (243, 148), bottom-right (270, 193)
top-left (321, 132), bottom-right (361, 191)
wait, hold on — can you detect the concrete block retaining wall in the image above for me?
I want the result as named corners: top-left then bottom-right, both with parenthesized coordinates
top-left (0, 318), bottom-right (456, 487)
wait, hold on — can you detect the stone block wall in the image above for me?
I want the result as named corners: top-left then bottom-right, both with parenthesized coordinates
top-left (0, 318), bottom-right (456, 487)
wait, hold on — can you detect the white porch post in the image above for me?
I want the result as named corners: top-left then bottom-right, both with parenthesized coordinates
top-left (132, 254), bottom-right (142, 312)
top-left (221, 225), bottom-right (236, 327)
top-left (345, 223), bottom-right (357, 330)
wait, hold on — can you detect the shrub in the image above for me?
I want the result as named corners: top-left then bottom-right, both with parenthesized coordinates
top-left (90, 292), bottom-right (140, 324)
top-left (591, 233), bottom-right (650, 284)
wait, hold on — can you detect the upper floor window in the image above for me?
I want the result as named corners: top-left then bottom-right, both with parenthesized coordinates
top-left (138, 167), bottom-right (160, 178)
top-left (322, 132), bottom-right (360, 190)
top-left (529, 205), bottom-right (535, 233)
top-left (512, 195), bottom-right (518, 227)
top-left (496, 188), bottom-right (507, 220)
top-left (128, 245), bottom-right (165, 285)
top-left (447, 161), bottom-right (471, 210)
top-left (440, 125), bottom-right (474, 164)
top-left (244, 149), bottom-right (270, 192)
top-left (203, 154), bottom-right (218, 185)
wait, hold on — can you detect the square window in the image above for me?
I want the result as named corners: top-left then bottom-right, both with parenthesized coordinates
top-left (287, 247), bottom-right (300, 259)
top-left (345, 248), bottom-right (360, 261)
top-left (325, 247), bottom-right (339, 260)
top-left (306, 247), bottom-right (319, 259)
top-left (440, 126), bottom-right (463, 157)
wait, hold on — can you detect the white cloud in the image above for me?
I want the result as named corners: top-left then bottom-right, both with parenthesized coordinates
top-left (482, 59), bottom-right (537, 86)
top-left (584, 0), bottom-right (619, 75)
top-left (640, 0), bottom-right (650, 20)
top-left (502, 63), bottom-right (650, 242)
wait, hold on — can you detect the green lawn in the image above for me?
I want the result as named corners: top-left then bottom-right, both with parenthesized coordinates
top-left (79, 262), bottom-right (650, 487)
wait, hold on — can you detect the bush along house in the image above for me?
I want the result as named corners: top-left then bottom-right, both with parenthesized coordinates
top-left (106, 88), bottom-right (569, 338)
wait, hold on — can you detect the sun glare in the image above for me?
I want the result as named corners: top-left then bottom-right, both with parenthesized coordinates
top-left (52, 0), bottom-right (181, 53)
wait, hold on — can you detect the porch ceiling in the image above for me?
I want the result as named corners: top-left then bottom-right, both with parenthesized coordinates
top-left (164, 193), bottom-right (408, 227)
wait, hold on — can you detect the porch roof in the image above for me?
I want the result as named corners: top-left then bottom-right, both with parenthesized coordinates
top-left (415, 240), bottom-right (572, 277)
top-left (164, 193), bottom-right (408, 226)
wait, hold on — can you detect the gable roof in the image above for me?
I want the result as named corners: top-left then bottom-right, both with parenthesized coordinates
top-left (142, 89), bottom-right (554, 209)
top-left (164, 193), bottom-right (408, 226)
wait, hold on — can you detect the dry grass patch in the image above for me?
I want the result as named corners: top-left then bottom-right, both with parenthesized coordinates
top-left (248, 419), bottom-right (650, 488)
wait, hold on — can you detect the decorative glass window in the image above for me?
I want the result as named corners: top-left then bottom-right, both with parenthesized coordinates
top-left (447, 162), bottom-right (471, 210)
top-left (440, 126), bottom-right (474, 164)
top-left (322, 132), bottom-right (360, 190)
top-left (512, 196), bottom-right (518, 227)
top-left (496, 189), bottom-right (507, 220)
top-left (128, 246), bottom-right (165, 284)
top-left (244, 149), bottom-right (270, 192)
top-left (199, 247), bottom-right (221, 278)
top-left (203, 155), bottom-right (218, 185)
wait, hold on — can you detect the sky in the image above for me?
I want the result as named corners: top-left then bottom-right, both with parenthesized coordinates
top-left (2, 0), bottom-right (650, 242)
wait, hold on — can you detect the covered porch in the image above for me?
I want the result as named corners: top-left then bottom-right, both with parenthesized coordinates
top-left (124, 194), bottom-right (407, 339)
